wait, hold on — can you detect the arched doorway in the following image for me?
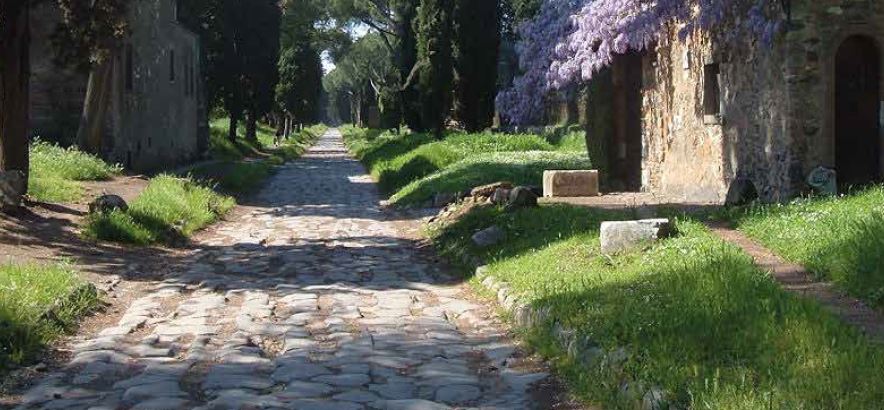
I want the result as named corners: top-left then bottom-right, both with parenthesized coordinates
top-left (835, 35), bottom-right (881, 189)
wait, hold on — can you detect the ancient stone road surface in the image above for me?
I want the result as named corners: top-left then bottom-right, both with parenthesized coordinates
top-left (16, 130), bottom-right (555, 410)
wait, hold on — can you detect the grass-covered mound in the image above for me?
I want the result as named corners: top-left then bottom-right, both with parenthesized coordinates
top-left (84, 175), bottom-right (234, 246)
top-left (0, 262), bottom-right (99, 373)
top-left (342, 126), bottom-right (591, 206)
top-left (430, 204), bottom-right (884, 409)
top-left (726, 186), bottom-right (884, 309)
top-left (28, 140), bottom-right (122, 202)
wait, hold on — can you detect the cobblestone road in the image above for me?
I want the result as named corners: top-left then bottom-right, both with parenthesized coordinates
top-left (16, 130), bottom-right (557, 410)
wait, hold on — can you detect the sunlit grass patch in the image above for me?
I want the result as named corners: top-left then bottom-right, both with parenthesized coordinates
top-left (430, 204), bottom-right (884, 409)
top-left (84, 175), bottom-right (234, 246)
top-left (0, 262), bottom-right (99, 373)
top-left (390, 151), bottom-right (591, 205)
top-left (727, 186), bottom-right (884, 309)
top-left (341, 126), bottom-right (591, 205)
top-left (27, 140), bottom-right (122, 202)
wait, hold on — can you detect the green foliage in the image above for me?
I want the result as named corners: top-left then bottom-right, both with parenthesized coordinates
top-left (342, 126), bottom-right (589, 205)
top-left (453, 0), bottom-right (500, 132)
top-left (430, 205), bottom-right (884, 409)
top-left (277, 45), bottom-right (324, 125)
top-left (727, 186), bottom-right (884, 309)
top-left (324, 34), bottom-right (398, 127)
top-left (395, 0), bottom-right (422, 131)
top-left (28, 140), bottom-right (122, 202)
top-left (415, 0), bottom-right (455, 134)
top-left (84, 175), bottom-right (235, 246)
top-left (0, 262), bottom-right (99, 373)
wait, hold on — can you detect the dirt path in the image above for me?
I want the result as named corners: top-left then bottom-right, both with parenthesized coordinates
top-left (707, 224), bottom-right (884, 342)
top-left (7, 130), bottom-right (570, 410)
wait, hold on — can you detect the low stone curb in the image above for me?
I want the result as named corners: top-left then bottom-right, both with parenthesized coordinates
top-left (470, 265), bottom-right (669, 410)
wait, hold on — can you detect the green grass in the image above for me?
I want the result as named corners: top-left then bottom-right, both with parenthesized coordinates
top-left (189, 161), bottom-right (275, 194)
top-left (209, 118), bottom-right (326, 161)
top-left (200, 120), bottom-right (325, 194)
top-left (84, 175), bottom-right (235, 246)
top-left (725, 186), bottom-right (884, 309)
top-left (0, 262), bottom-right (99, 373)
top-left (341, 126), bottom-right (590, 205)
top-left (430, 204), bottom-right (884, 409)
top-left (28, 140), bottom-right (122, 202)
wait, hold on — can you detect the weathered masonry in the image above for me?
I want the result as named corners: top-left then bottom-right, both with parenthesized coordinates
top-left (584, 1), bottom-right (884, 203)
top-left (30, 0), bottom-right (208, 171)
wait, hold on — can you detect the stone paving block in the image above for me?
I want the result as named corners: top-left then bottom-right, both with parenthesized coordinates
top-left (542, 170), bottom-right (600, 197)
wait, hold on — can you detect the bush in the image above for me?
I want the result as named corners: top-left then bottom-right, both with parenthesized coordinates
top-left (84, 175), bottom-right (234, 246)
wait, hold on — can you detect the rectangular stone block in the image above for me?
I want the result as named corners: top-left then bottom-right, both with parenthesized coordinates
top-left (543, 170), bottom-right (599, 197)
top-left (600, 218), bottom-right (672, 254)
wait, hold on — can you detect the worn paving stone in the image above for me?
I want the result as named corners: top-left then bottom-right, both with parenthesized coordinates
top-left (13, 130), bottom-right (557, 409)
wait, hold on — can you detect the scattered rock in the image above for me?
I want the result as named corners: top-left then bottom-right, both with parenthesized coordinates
top-left (433, 192), bottom-right (457, 208)
top-left (600, 219), bottom-right (673, 254)
top-left (89, 194), bottom-right (129, 214)
top-left (470, 181), bottom-right (512, 198)
top-left (505, 186), bottom-right (539, 210)
top-left (491, 188), bottom-right (511, 205)
top-left (0, 170), bottom-right (26, 210)
top-left (471, 226), bottom-right (505, 248)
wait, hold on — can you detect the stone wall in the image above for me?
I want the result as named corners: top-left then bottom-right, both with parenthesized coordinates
top-left (29, 0), bottom-right (206, 172)
top-left (108, 0), bottom-right (204, 171)
top-left (29, 3), bottom-right (88, 145)
top-left (640, 27), bottom-right (790, 203)
top-left (784, 0), bottom-right (884, 187)
top-left (636, 1), bottom-right (884, 203)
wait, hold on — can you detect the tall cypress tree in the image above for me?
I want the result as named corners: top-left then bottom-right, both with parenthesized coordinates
top-left (453, 0), bottom-right (500, 132)
top-left (393, 0), bottom-right (421, 131)
top-left (415, 0), bottom-right (455, 138)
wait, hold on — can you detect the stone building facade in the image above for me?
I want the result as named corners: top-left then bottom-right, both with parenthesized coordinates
top-left (30, 0), bottom-right (208, 172)
top-left (584, 0), bottom-right (884, 203)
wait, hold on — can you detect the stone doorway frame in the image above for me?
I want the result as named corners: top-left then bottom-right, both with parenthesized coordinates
top-left (821, 28), bottom-right (884, 187)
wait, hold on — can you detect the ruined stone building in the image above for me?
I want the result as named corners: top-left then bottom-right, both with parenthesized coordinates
top-left (30, 0), bottom-right (208, 171)
top-left (581, 1), bottom-right (883, 203)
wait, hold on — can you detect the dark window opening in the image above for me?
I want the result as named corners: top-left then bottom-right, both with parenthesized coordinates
top-left (703, 63), bottom-right (721, 123)
top-left (125, 45), bottom-right (134, 91)
top-left (170, 49), bottom-right (176, 82)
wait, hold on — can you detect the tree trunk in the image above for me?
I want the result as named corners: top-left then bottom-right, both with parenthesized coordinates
top-left (76, 57), bottom-right (116, 154)
top-left (228, 110), bottom-right (240, 143)
top-left (245, 111), bottom-right (257, 142)
top-left (0, 0), bottom-right (32, 203)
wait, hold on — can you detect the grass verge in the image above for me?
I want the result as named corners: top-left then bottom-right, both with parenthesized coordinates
top-left (83, 175), bottom-right (235, 246)
top-left (724, 186), bottom-right (884, 310)
top-left (341, 126), bottom-right (591, 206)
top-left (430, 204), bottom-right (884, 409)
top-left (0, 262), bottom-right (99, 373)
top-left (28, 140), bottom-right (122, 203)
top-left (199, 120), bottom-right (325, 194)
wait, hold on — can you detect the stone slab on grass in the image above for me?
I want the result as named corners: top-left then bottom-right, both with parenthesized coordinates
top-left (600, 219), bottom-right (673, 254)
top-left (542, 170), bottom-right (599, 197)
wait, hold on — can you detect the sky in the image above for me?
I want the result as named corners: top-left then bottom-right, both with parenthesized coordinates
top-left (321, 23), bottom-right (370, 74)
